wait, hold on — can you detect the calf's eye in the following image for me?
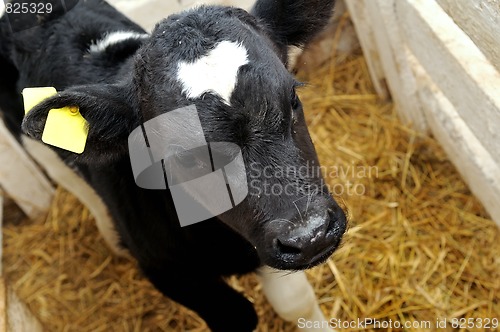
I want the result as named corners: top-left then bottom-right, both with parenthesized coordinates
top-left (176, 149), bottom-right (198, 169)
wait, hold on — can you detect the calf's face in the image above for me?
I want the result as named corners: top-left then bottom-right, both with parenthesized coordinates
top-left (23, 4), bottom-right (346, 270)
top-left (133, 7), bottom-right (347, 270)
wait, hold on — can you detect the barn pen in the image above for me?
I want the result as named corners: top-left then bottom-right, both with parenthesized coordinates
top-left (1, 0), bottom-right (499, 331)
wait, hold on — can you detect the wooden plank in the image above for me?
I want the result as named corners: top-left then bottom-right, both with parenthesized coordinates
top-left (408, 53), bottom-right (500, 227)
top-left (1, 279), bottom-right (42, 331)
top-left (0, 193), bottom-right (3, 276)
top-left (356, 0), bottom-right (428, 131)
top-left (22, 138), bottom-right (129, 257)
top-left (0, 279), bottom-right (6, 332)
top-left (396, 0), bottom-right (500, 166)
top-left (0, 194), bottom-right (5, 332)
top-left (437, 0), bottom-right (500, 72)
top-left (344, 0), bottom-right (390, 100)
top-left (1, 192), bottom-right (43, 332)
top-left (0, 119), bottom-right (54, 219)
top-left (5, 286), bottom-right (43, 332)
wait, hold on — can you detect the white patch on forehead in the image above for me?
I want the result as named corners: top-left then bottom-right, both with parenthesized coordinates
top-left (176, 40), bottom-right (249, 105)
top-left (89, 31), bottom-right (149, 53)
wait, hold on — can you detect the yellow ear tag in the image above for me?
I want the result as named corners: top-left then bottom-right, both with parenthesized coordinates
top-left (22, 86), bottom-right (89, 154)
top-left (42, 106), bottom-right (89, 154)
top-left (22, 87), bottom-right (58, 114)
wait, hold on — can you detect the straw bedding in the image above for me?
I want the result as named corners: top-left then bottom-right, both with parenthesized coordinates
top-left (2, 15), bottom-right (499, 332)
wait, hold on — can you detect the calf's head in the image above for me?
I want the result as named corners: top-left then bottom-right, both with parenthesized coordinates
top-left (23, 1), bottom-right (346, 270)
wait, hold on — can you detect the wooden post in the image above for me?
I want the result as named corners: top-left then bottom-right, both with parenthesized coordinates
top-left (0, 119), bottom-right (54, 219)
top-left (396, 0), bottom-right (500, 166)
top-left (346, 0), bottom-right (500, 226)
top-left (0, 194), bottom-right (44, 331)
top-left (436, 0), bottom-right (500, 72)
top-left (345, 0), bottom-right (428, 132)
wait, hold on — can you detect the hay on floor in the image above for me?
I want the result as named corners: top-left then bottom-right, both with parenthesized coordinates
top-left (2, 16), bottom-right (499, 332)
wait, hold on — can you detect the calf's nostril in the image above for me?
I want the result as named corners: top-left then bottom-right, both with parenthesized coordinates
top-left (327, 209), bottom-right (334, 230)
top-left (274, 238), bottom-right (302, 255)
top-left (326, 208), bottom-right (346, 236)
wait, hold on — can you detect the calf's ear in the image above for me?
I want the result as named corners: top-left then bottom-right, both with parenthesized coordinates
top-left (22, 84), bottom-right (139, 164)
top-left (251, 0), bottom-right (335, 47)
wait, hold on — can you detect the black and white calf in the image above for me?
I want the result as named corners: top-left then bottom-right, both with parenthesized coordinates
top-left (0, 0), bottom-right (347, 330)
